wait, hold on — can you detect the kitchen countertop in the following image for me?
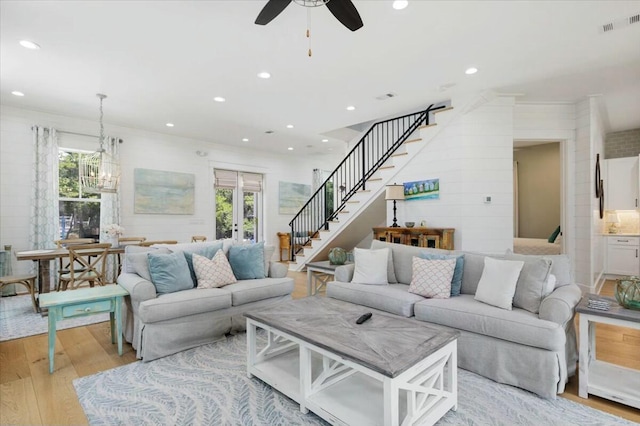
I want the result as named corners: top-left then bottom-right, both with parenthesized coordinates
top-left (604, 233), bottom-right (640, 236)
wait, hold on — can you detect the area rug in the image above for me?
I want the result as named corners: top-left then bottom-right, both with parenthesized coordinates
top-left (0, 294), bottom-right (109, 342)
top-left (74, 332), bottom-right (634, 426)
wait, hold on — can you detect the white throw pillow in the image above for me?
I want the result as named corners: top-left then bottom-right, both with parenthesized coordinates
top-left (543, 274), bottom-right (557, 297)
top-left (193, 251), bottom-right (237, 288)
top-left (351, 248), bottom-right (389, 285)
top-left (408, 256), bottom-right (456, 299)
top-left (474, 257), bottom-right (525, 310)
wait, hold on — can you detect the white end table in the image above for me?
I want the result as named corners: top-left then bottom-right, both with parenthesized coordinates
top-left (305, 260), bottom-right (351, 296)
top-left (576, 294), bottom-right (640, 409)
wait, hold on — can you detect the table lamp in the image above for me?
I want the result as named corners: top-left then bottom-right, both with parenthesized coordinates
top-left (385, 183), bottom-right (405, 228)
top-left (606, 212), bottom-right (621, 234)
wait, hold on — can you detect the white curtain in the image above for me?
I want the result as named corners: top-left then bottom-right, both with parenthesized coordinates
top-left (29, 126), bottom-right (59, 290)
top-left (513, 161), bottom-right (519, 237)
top-left (99, 136), bottom-right (121, 282)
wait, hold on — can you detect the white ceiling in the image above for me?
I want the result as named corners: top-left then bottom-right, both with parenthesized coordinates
top-left (2, 1), bottom-right (639, 155)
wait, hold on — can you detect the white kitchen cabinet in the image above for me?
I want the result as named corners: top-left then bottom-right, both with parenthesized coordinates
top-left (605, 156), bottom-right (639, 210)
top-left (606, 236), bottom-right (640, 276)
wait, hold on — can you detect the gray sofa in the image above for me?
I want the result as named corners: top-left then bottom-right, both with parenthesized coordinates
top-left (118, 241), bottom-right (294, 361)
top-left (327, 240), bottom-right (581, 399)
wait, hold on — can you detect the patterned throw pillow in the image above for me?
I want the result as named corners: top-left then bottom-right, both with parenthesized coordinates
top-left (408, 256), bottom-right (456, 299)
top-left (193, 251), bottom-right (237, 289)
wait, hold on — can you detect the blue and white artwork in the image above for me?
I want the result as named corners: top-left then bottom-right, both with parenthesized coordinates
top-left (404, 179), bottom-right (439, 200)
top-left (134, 168), bottom-right (195, 214)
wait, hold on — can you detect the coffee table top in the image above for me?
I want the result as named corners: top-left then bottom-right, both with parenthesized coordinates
top-left (245, 297), bottom-right (459, 378)
top-left (576, 294), bottom-right (640, 323)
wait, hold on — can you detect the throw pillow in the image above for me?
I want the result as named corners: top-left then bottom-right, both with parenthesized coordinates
top-left (505, 250), bottom-right (572, 288)
top-left (544, 274), bottom-right (557, 297)
top-left (408, 256), bottom-right (456, 299)
top-left (351, 248), bottom-right (389, 285)
top-left (370, 240), bottom-right (398, 283)
top-left (182, 242), bottom-right (224, 286)
top-left (474, 257), bottom-right (524, 310)
top-left (548, 226), bottom-right (561, 243)
top-left (148, 251), bottom-right (194, 295)
top-left (193, 251), bottom-right (237, 288)
top-left (126, 247), bottom-right (171, 281)
top-left (419, 252), bottom-right (464, 296)
top-left (506, 253), bottom-right (552, 314)
top-left (228, 241), bottom-right (266, 280)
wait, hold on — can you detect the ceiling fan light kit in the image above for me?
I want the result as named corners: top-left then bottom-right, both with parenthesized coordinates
top-left (255, 0), bottom-right (363, 32)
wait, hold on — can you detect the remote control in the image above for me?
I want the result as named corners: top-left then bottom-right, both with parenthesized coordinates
top-left (356, 313), bottom-right (373, 324)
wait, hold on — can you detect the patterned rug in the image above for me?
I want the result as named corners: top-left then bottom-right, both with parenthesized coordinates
top-left (0, 294), bottom-right (109, 342)
top-left (74, 332), bottom-right (634, 426)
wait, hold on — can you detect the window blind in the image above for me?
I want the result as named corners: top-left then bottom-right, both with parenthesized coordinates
top-left (242, 173), bottom-right (262, 193)
top-left (214, 169), bottom-right (237, 189)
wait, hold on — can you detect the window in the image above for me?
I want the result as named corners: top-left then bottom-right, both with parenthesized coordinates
top-left (58, 149), bottom-right (101, 239)
top-left (214, 169), bottom-right (263, 243)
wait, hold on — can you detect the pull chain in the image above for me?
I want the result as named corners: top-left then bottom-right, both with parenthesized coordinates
top-left (307, 8), bottom-right (312, 57)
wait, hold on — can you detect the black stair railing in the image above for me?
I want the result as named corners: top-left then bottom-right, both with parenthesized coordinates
top-left (288, 104), bottom-right (445, 261)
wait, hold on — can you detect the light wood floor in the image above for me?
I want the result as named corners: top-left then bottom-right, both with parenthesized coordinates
top-left (1, 274), bottom-right (638, 424)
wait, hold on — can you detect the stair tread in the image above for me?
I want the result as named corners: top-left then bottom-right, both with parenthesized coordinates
top-left (379, 165), bottom-right (395, 170)
top-left (367, 178), bottom-right (382, 182)
top-left (404, 138), bottom-right (423, 144)
top-left (418, 123), bottom-right (437, 130)
top-left (391, 152), bottom-right (408, 157)
top-left (338, 211), bottom-right (350, 214)
top-left (434, 106), bottom-right (454, 114)
top-left (347, 200), bottom-right (360, 203)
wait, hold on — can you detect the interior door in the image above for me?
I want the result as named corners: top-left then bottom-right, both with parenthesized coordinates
top-left (215, 170), bottom-right (262, 243)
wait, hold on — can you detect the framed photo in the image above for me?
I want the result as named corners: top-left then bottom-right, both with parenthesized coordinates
top-left (404, 179), bottom-right (439, 201)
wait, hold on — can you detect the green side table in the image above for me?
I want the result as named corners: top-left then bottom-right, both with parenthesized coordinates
top-left (39, 285), bottom-right (129, 373)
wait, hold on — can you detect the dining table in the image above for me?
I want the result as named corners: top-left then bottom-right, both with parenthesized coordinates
top-left (16, 246), bottom-right (125, 294)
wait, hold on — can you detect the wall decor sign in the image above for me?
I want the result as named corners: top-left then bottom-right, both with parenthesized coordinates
top-left (279, 181), bottom-right (311, 214)
top-left (134, 168), bottom-right (195, 214)
top-left (404, 179), bottom-right (440, 201)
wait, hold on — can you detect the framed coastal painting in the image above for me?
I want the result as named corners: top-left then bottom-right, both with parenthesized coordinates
top-left (404, 178), bottom-right (439, 201)
top-left (134, 168), bottom-right (195, 214)
top-left (279, 181), bottom-right (311, 214)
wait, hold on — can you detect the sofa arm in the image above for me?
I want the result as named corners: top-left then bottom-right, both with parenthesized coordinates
top-left (539, 283), bottom-right (582, 326)
top-left (117, 273), bottom-right (157, 309)
top-left (334, 264), bottom-right (355, 282)
top-left (269, 261), bottom-right (288, 278)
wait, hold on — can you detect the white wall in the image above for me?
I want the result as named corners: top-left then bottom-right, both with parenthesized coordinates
top-left (393, 96), bottom-right (516, 253)
top-left (0, 106), bottom-right (340, 274)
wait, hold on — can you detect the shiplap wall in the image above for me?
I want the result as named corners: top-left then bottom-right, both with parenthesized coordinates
top-left (0, 106), bottom-right (339, 275)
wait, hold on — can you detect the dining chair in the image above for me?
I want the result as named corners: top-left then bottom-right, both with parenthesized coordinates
top-left (54, 238), bottom-right (96, 286)
top-left (57, 243), bottom-right (111, 291)
top-left (117, 236), bottom-right (147, 246)
top-left (0, 274), bottom-right (39, 312)
top-left (139, 240), bottom-right (178, 247)
top-left (191, 236), bottom-right (207, 243)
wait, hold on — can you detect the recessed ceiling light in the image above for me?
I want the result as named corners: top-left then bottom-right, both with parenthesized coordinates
top-left (465, 67), bottom-right (478, 75)
top-left (257, 71), bottom-right (271, 79)
top-left (213, 96), bottom-right (226, 102)
top-left (392, 1), bottom-right (408, 10)
top-left (19, 40), bottom-right (40, 50)
top-left (286, 124), bottom-right (294, 129)
top-left (242, 138), bottom-right (249, 142)
top-left (11, 91), bottom-right (25, 97)
top-left (322, 139), bottom-right (329, 143)
top-left (166, 123), bottom-right (174, 127)
top-left (346, 105), bottom-right (356, 111)
top-left (287, 147), bottom-right (294, 151)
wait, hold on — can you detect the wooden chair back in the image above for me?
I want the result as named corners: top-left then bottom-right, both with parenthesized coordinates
top-left (118, 236), bottom-right (147, 246)
top-left (58, 243), bottom-right (111, 291)
top-left (54, 238), bottom-right (97, 283)
top-left (191, 236), bottom-right (207, 243)
top-left (139, 240), bottom-right (178, 247)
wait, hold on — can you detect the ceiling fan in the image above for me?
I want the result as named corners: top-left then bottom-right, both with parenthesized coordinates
top-left (255, 0), bottom-right (364, 32)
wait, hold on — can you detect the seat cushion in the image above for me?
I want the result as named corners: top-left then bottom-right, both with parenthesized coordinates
top-left (326, 281), bottom-right (424, 317)
top-left (414, 295), bottom-right (565, 351)
top-left (223, 277), bottom-right (294, 306)
top-left (139, 288), bottom-right (232, 324)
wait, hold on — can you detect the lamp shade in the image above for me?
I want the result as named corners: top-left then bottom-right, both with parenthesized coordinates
top-left (385, 184), bottom-right (405, 201)
top-left (606, 213), bottom-right (620, 224)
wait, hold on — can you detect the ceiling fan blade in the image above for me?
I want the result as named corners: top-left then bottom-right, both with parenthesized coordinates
top-left (325, 0), bottom-right (363, 31)
top-left (255, 0), bottom-right (293, 25)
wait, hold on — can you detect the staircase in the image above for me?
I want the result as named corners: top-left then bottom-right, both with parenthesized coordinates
top-left (288, 103), bottom-right (457, 271)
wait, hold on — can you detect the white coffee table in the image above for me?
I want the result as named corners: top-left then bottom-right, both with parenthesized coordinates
top-left (245, 297), bottom-right (459, 425)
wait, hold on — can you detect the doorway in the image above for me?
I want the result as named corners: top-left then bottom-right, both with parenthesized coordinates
top-left (214, 169), bottom-right (263, 243)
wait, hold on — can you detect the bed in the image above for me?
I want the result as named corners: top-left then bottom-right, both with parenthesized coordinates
top-left (513, 237), bottom-right (562, 255)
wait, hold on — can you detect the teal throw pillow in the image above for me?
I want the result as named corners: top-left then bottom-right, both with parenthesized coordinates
top-left (419, 252), bottom-right (465, 296)
top-left (182, 242), bottom-right (224, 286)
top-left (228, 241), bottom-right (265, 280)
top-left (548, 226), bottom-right (561, 243)
top-left (148, 251), bottom-right (194, 295)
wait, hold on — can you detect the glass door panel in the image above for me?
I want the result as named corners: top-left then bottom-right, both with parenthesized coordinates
top-left (215, 188), bottom-right (234, 240)
top-left (215, 171), bottom-right (262, 243)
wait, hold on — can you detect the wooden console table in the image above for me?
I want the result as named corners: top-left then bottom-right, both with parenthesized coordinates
top-left (372, 227), bottom-right (455, 250)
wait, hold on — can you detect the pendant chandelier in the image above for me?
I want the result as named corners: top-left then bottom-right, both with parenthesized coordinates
top-left (80, 93), bottom-right (120, 193)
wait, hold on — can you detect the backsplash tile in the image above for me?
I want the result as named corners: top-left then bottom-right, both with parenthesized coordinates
top-left (604, 209), bottom-right (640, 234)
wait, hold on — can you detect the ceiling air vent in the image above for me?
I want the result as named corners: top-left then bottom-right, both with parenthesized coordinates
top-left (265, 130), bottom-right (275, 134)
top-left (375, 92), bottom-right (397, 101)
top-left (600, 13), bottom-right (640, 33)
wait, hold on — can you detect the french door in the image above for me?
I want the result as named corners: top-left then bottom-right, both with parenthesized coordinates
top-left (214, 169), bottom-right (262, 243)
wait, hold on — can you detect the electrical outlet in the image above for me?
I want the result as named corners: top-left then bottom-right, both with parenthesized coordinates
top-left (484, 196), bottom-right (492, 204)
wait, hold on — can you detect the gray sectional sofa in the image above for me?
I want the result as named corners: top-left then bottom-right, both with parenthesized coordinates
top-left (327, 240), bottom-right (582, 399)
top-left (118, 241), bottom-right (293, 361)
